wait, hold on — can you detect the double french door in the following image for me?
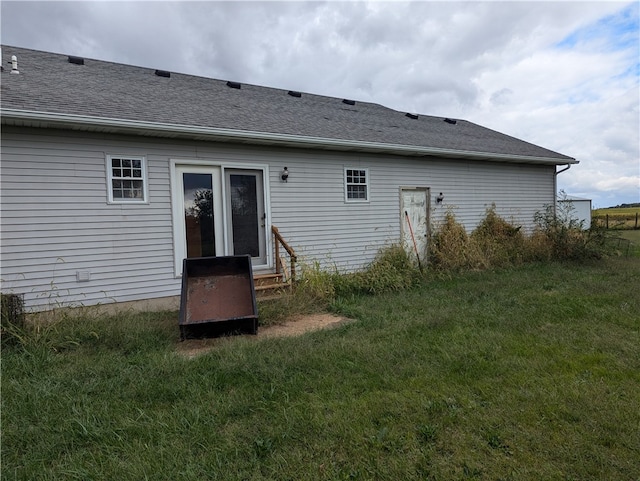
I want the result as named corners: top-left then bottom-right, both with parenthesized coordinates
top-left (173, 164), bottom-right (267, 275)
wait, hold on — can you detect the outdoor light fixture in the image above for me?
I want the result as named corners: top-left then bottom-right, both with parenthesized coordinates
top-left (281, 167), bottom-right (289, 182)
top-left (436, 192), bottom-right (444, 204)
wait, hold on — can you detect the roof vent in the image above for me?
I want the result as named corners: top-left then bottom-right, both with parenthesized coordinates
top-left (226, 81), bottom-right (241, 89)
top-left (405, 113), bottom-right (419, 120)
top-left (68, 56), bottom-right (84, 65)
top-left (155, 69), bottom-right (171, 78)
top-left (288, 90), bottom-right (302, 98)
top-left (342, 99), bottom-right (356, 106)
top-left (10, 55), bottom-right (19, 74)
top-left (444, 118), bottom-right (457, 125)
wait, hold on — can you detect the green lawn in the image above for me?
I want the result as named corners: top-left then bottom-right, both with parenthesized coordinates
top-left (3, 259), bottom-right (640, 480)
top-left (618, 229), bottom-right (640, 245)
top-left (610, 230), bottom-right (640, 257)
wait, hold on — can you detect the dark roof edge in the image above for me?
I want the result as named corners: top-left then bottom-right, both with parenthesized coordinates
top-left (0, 109), bottom-right (578, 165)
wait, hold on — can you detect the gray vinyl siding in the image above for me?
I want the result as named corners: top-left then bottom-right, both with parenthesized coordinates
top-left (269, 152), bottom-right (553, 271)
top-left (1, 127), bottom-right (177, 311)
top-left (0, 126), bottom-right (555, 311)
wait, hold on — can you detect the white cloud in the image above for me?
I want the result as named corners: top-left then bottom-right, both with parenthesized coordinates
top-left (1, 0), bottom-right (638, 206)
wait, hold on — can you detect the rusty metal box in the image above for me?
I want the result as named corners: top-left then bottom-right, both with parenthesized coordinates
top-left (179, 255), bottom-right (258, 339)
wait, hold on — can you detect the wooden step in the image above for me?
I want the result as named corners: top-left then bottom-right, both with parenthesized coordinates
top-left (254, 272), bottom-right (284, 281)
top-left (254, 281), bottom-right (291, 292)
top-left (253, 272), bottom-right (292, 299)
top-left (253, 272), bottom-right (285, 287)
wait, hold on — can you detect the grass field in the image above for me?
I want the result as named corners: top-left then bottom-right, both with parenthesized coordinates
top-left (593, 207), bottom-right (640, 216)
top-left (593, 207), bottom-right (640, 230)
top-left (3, 259), bottom-right (640, 480)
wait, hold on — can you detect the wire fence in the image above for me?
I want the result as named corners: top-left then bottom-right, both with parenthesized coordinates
top-left (592, 213), bottom-right (640, 230)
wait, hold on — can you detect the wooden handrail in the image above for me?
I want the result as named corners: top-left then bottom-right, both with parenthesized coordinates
top-left (272, 225), bottom-right (297, 282)
top-left (272, 226), bottom-right (296, 258)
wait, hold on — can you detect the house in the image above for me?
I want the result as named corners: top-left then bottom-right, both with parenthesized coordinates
top-left (0, 46), bottom-right (578, 312)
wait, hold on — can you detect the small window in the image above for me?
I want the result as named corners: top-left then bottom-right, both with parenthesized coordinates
top-left (345, 168), bottom-right (369, 202)
top-left (107, 156), bottom-right (147, 203)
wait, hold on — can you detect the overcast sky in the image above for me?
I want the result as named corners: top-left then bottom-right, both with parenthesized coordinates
top-left (2, 1), bottom-right (638, 208)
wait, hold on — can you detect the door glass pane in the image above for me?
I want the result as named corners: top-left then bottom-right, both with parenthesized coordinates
top-left (230, 174), bottom-right (259, 257)
top-left (183, 173), bottom-right (215, 257)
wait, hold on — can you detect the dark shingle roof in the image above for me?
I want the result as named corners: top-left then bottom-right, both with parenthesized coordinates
top-left (0, 46), bottom-right (575, 164)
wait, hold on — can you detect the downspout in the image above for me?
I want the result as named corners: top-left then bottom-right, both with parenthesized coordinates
top-left (554, 164), bottom-right (572, 218)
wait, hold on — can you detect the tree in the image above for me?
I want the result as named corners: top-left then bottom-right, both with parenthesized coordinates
top-left (187, 189), bottom-right (213, 222)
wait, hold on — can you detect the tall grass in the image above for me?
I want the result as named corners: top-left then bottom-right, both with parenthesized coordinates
top-left (259, 246), bottom-right (423, 326)
top-left (259, 205), bottom-right (623, 326)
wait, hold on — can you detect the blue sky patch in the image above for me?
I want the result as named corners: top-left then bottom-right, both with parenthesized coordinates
top-left (555, 2), bottom-right (639, 52)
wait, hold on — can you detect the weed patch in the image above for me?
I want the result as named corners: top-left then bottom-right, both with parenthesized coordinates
top-left (334, 244), bottom-right (422, 296)
top-left (259, 202), bottom-right (621, 327)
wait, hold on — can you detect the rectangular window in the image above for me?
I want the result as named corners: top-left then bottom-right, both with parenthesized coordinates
top-left (107, 156), bottom-right (147, 203)
top-left (345, 168), bottom-right (369, 202)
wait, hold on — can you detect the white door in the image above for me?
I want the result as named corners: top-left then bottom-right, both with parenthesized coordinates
top-left (224, 169), bottom-right (267, 265)
top-left (173, 165), bottom-right (267, 275)
top-left (176, 166), bottom-right (225, 264)
top-left (401, 187), bottom-right (429, 265)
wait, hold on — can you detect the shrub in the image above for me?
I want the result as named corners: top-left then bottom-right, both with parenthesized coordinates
top-left (430, 210), bottom-right (475, 271)
top-left (470, 204), bottom-right (526, 267)
top-left (429, 203), bottom-right (612, 271)
top-left (525, 230), bottom-right (554, 262)
top-left (430, 207), bottom-right (526, 271)
top-left (532, 203), bottom-right (609, 261)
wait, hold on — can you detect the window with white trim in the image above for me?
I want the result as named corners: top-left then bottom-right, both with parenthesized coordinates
top-left (107, 156), bottom-right (147, 203)
top-left (344, 168), bottom-right (369, 202)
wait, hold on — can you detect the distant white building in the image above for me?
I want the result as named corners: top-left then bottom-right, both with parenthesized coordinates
top-left (558, 195), bottom-right (592, 229)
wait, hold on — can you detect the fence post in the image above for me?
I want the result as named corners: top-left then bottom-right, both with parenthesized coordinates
top-left (636, 212), bottom-right (638, 230)
top-left (606, 214), bottom-right (609, 229)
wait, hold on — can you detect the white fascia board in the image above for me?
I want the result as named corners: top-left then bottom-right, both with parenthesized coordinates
top-left (1, 109), bottom-right (578, 165)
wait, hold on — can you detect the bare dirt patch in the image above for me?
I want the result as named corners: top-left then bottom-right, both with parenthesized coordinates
top-left (176, 313), bottom-right (351, 358)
